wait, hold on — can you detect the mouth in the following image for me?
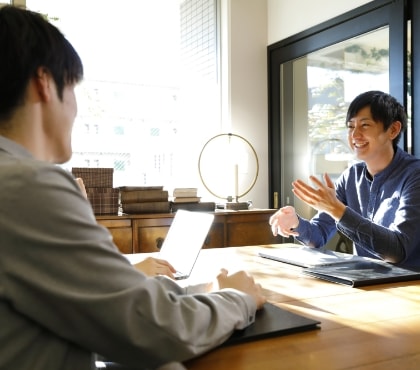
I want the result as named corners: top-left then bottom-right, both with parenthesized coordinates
top-left (353, 141), bottom-right (368, 149)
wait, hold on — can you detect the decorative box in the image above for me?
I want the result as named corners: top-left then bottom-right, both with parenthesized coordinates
top-left (71, 167), bottom-right (114, 188)
top-left (86, 188), bottom-right (119, 215)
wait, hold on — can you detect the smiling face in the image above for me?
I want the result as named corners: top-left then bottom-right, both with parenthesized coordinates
top-left (347, 106), bottom-right (401, 175)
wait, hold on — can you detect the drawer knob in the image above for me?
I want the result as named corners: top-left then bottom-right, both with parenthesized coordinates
top-left (156, 237), bottom-right (164, 249)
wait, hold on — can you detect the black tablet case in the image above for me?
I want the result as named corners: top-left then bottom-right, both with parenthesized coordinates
top-left (303, 260), bottom-right (420, 287)
top-left (97, 303), bottom-right (320, 369)
top-left (223, 302), bottom-right (320, 346)
top-left (98, 303), bottom-right (320, 370)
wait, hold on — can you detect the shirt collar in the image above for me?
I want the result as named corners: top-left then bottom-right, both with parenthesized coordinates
top-left (0, 135), bottom-right (34, 159)
top-left (363, 147), bottom-right (404, 181)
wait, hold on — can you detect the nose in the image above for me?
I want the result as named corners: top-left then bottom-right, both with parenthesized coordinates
top-left (349, 126), bottom-right (361, 139)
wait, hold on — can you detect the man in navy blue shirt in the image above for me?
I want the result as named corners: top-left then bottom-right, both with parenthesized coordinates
top-left (269, 91), bottom-right (420, 267)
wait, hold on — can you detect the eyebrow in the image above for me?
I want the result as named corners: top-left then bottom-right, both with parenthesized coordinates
top-left (348, 116), bottom-right (373, 122)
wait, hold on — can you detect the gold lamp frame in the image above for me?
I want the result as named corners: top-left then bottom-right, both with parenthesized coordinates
top-left (198, 133), bottom-right (259, 208)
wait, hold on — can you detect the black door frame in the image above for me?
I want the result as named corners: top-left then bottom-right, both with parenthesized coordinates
top-left (267, 0), bottom-right (409, 208)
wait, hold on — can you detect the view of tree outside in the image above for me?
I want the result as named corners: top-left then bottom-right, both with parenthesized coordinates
top-left (306, 26), bottom-right (390, 176)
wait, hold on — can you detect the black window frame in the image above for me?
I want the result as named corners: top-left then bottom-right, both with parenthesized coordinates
top-left (267, 0), bottom-right (409, 208)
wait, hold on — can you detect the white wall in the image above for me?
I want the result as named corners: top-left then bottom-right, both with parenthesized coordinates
top-left (267, 0), bottom-right (373, 44)
top-left (224, 0), bottom-right (269, 208)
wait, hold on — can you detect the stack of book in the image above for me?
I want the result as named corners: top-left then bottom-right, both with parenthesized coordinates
top-left (172, 187), bottom-right (200, 203)
top-left (170, 187), bottom-right (215, 212)
top-left (119, 186), bottom-right (170, 214)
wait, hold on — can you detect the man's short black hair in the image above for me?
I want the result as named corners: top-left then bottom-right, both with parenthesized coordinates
top-left (346, 90), bottom-right (407, 149)
top-left (0, 5), bottom-right (83, 121)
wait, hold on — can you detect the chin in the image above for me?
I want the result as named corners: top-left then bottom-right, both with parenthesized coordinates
top-left (54, 151), bottom-right (72, 164)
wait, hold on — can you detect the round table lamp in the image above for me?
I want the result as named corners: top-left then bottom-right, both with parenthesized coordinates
top-left (198, 133), bottom-right (259, 210)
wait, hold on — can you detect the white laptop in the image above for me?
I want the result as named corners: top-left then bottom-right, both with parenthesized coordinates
top-left (158, 210), bottom-right (214, 280)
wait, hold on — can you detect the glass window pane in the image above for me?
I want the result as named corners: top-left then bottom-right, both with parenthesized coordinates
top-left (307, 26), bottom-right (389, 178)
top-left (26, 0), bottom-right (220, 190)
top-left (280, 26), bottom-right (389, 222)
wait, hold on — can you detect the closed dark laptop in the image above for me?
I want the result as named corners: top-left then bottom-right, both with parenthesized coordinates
top-left (224, 303), bottom-right (320, 346)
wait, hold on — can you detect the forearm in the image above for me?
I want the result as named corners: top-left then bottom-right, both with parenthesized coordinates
top-left (295, 213), bottom-right (337, 248)
top-left (337, 207), bottom-right (406, 263)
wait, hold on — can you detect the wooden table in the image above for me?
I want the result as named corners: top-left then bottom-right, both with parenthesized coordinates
top-left (178, 245), bottom-right (420, 370)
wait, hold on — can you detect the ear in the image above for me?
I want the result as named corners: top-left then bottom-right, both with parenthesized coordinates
top-left (389, 121), bottom-right (402, 140)
top-left (33, 67), bottom-right (53, 102)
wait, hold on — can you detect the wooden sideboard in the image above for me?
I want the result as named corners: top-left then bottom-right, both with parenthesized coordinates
top-left (96, 209), bottom-right (279, 254)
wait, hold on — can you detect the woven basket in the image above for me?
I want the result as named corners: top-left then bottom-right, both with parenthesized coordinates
top-left (72, 167), bottom-right (114, 188)
top-left (86, 187), bottom-right (119, 215)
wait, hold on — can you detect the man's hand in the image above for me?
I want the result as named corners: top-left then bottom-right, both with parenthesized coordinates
top-left (134, 257), bottom-right (177, 279)
top-left (292, 173), bottom-right (346, 221)
top-left (215, 269), bottom-right (266, 309)
top-left (269, 205), bottom-right (299, 237)
top-left (75, 177), bottom-right (87, 199)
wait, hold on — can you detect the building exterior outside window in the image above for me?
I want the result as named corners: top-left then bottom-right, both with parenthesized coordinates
top-left (26, 0), bottom-right (220, 191)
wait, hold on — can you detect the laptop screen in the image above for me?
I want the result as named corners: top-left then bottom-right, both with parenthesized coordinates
top-left (158, 210), bottom-right (214, 278)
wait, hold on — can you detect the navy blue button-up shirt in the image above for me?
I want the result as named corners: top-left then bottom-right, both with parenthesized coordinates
top-left (295, 147), bottom-right (420, 267)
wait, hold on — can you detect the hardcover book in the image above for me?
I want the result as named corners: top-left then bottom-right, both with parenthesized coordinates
top-left (122, 201), bottom-right (170, 214)
top-left (119, 186), bottom-right (163, 191)
top-left (171, 201), bottom-right (215, 212)
top-left (171, 196), bottom-right (201, 203)
top-left (120, 190), bottom-right (169, 203)
top-left (172, 187), bottom-right (198, 197)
